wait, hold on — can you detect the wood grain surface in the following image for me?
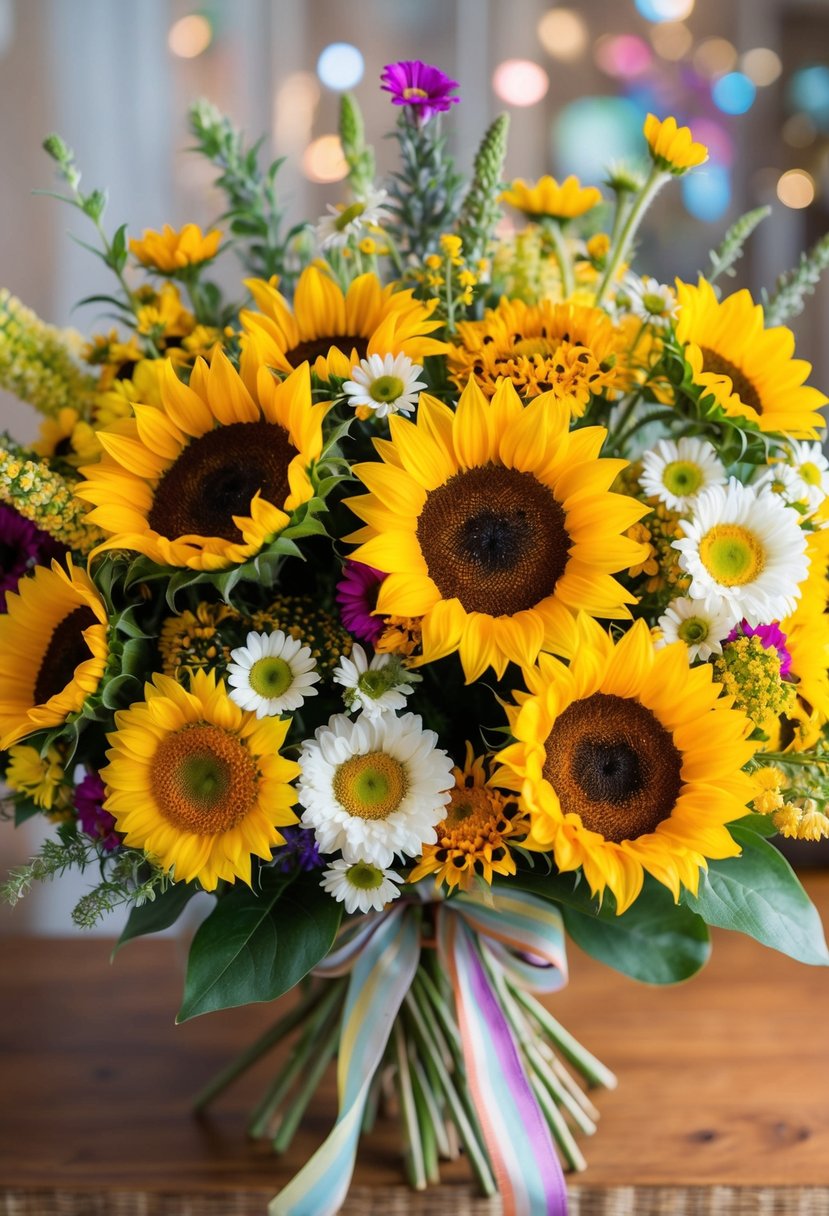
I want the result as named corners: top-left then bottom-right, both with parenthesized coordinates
top-left (1, 873), bottom-right (829, 1215)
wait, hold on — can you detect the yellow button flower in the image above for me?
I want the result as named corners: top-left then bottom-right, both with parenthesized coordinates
top-left (129, 223), bottom-right (222, 273)
top-left (501, 175), bottom-right (602, 221)
top-left (643, 114), bottom-right (708, 175)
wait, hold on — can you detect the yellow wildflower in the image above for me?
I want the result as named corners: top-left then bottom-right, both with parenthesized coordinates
top-left (129, 223), bottom-right (222, 273)
top-left (643, 114), bottom-right (708, 175)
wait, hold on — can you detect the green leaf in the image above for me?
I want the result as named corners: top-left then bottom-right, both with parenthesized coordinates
top-left (682, 826), bottom-right (829, 966)
top-left (177, 871), bottom-right (341, 1021)
top-left (114, 881), bottom-right (200, 955)
top-left (730, 812), bottom-right (776, 838)
top-left (510, 870), bottom-right (710, 985)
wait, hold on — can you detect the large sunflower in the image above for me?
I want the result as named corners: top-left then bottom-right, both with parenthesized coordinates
top-left (78, 351), bottom-right (327, 570)
top-left (495, 615), bottom-right (755, 913)
top-left (447, 297), bottom-right (631, 414)
top-left (345, 378), bottom-right (647, 682)
top-left (240, 265), bottom-right (447, 383)
top-left (101, 669), bottom-right (299, 890)
top-left (675, 279), bottom-right (827, 438)
top-left (0, 557), bottom-right (108, 749)
top-left (777, 529), bottom-right (829, 744)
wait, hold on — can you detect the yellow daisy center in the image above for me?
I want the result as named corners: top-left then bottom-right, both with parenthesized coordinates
top-left (333, 751), bottom-right (408, 820)
top-left (403, 86), bottom-right (429, 99)
top-left (148, 421), bottom-right (295, 542)
top-left (33, 606), bottom-right (98, 706)
top-left (416, 464), bottom-right (570, 615)
top-left (285, 334), bottom-right (368, 366)
top-left (543, 693), bottom-right (683, 843)
top-left (150, 723), bottom-right (259, 835)
top-left (698, 347), bottom-right (764, 415)
top-left (800, 461), bottom-right (822, 486)
top-left (662, 460), bottom-right (703, 497)
top-left (698, 524), bottom-right (765, 586)
top-left (248, 656), bottom-right (293, 698)
top-left (369, 374), bottom-right (405, 403)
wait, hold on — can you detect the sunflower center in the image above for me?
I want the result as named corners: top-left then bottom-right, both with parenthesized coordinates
top-left (33, 606), bottom-right (98, 706)
top-left (543, 692), bottom-right (683, 844)
top-left (346, 860), bottom-right (386, 890)
top-left (248, 656), bottom-right (293, 698)
top-left (369, 375), bottom-right (405, 403)
top-left (662, 460), bottom-right (703, 496)
top-left (698, 347), bottom-right (764, 415)
top-left (677, 616), bottom-right (709, 644)
top-left (285, 335), bottom-right (369, 367)
top-left (800, 461), bottom-right (822, 487)
top-left (333, 751), bottom-right (407, 820)
top-left (150, 723), bottom-right (259, 835)
top-left (416, 464), bottom-right (569, 616)
top-left (699, 524), bottom-right (765, 586)
top-left (148, 421), bottom-right (295, 544)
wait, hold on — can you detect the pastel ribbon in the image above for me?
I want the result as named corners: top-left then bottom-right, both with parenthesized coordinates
top-left (268, 888), bottom-right (569, 1216)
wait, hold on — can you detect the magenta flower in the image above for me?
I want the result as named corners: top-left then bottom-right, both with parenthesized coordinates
top-left (0, 503), bottom-right (65, 612)
top-left (381, 60), bottom-right (460, 121)
top-left (336, 561), bottom-right (387, 645)
top-left (727, 619), bottom-right (793, 678)
top-left (74, 772), bottom-right (120, 852)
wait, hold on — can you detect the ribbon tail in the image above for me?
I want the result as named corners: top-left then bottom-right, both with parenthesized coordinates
top-left (440, 912), bottom-right (569, 1216)
top-left (268, 906), bottom-right (420, 1216)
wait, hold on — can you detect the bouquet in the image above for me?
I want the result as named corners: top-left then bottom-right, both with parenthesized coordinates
top-left (3, 60), bottom-right (829, 1216)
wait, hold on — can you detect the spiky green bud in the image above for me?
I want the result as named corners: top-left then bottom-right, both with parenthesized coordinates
top-left (457, 113), bottom-right (510, 263)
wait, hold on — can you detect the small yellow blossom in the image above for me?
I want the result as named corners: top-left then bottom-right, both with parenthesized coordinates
top-left (425, 254), bottom-right (443, 271)
top-left (587, 232), bottom-right (611, 264)
top-left (0, 446), bottom-right (100, 551)
top-left (6, 745), bottom-right (67, 811)
top-left (774, 799), bottom-right (829, 841)
top-left (643, 114), bottom-right (708, 175)
top-left (439, 233), bottom-right (463, 262)
top-left (0, 290), bottom-right (95, 419)
top-left (33, 408), bottom-right (101, 467)
top-left (129, 223), bottom-right (222, 273)
top-left (376, 615), bottom-right (423, 658)
top-left (359, 237), bottom-right (377, 255)
top-left (501, 175), bottom-right (602, 221)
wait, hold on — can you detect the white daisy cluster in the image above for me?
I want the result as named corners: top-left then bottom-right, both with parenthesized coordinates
top-left (315, 188), bottom-right (389, 250)
top-left (227, 630), bottom-right (320, 717)
top-left (332, 643), bottom-right (421, 718)
top-left (754, 441), bottom-right (829, 521)
top-left (343, 353), bottom-right (426, 418)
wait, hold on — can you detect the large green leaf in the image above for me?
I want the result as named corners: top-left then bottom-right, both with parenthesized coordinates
top-left (509, 870), bottom-right (711, 985)
top-left (177, 871), bottom-right (341, 1021)
top-left (114, 881), bottom-right (200, 956)
top-left (682, 826), bottom-right (829, 966)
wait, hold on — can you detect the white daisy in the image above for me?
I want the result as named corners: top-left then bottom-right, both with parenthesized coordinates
top-left (626, 274), bottom-right (677, 327)
top-left (320, 856), bottom-right (403, 914)
top-left (657, 596), bottom-right (737, 662)
top-left (298, 712), bottom-right (454, 868)
top-left (673, 480), bottom-right (809, 625)
top-left (782, 441), bottom-right (829, 515)
top-left (343, 353), bottom-right (427, 418)
top-left (315, 188), bottom-right (388, 250)
top-left (640, 436), bottom-right (726, 511)
top-left (332, 644), bottom-right (421, 718)
top-left (752, 459), bottom-right (802, 503)
top-left (227, 630), bottom-right (320, 717)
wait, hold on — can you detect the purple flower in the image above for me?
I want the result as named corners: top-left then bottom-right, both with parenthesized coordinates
top-left (0, 503), bottom-right (65, 612)
top-left (74, 772), bottom-right (121, 852)
top-left (336, 561), bottom-right (387, 645)
top-left (727, 619), bottom-right (793, 678)
top-left (272, 826), bottom-right (323, 874)
top-left (381, 60), bottom-right (460, 121)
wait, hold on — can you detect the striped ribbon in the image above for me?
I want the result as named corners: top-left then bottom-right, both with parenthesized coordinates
top-left (268, 889), bottom-right (569, 1216)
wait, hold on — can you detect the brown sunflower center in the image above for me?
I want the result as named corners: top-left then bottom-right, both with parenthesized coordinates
top-left (150, 723), bottom-right (259, 835)
top-left (543, 692), bottom-right (683, 843)
top-left (698, 347), bottom-right (764, 415)
top-left (416, 464), bottom-right (569, 616)
top-left (285, 335), bottom-right (369, 367)
top-left (148, 421), bottom-right (296, 544)
top-left (33, 606), bottom-right (98, 706)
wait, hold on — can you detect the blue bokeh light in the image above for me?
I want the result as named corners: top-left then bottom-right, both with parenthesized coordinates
top-left (788, 65), bottom-right (829, 130)
top-left (553, 96), bottom-right (645, 183)
top-left (682, 165), bottom-right (731, 221)
top-left (317, 42), bottom-right (364, 91)
top-left (712, 72), bottom-right (756, 115)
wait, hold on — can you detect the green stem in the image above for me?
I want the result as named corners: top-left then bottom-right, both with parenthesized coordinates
top-left (612, 407), bottom-right (677, 456)
top-left (529, 1073), bottom-right (587, 1172)
top-left (595, 167), bottom-right (668, 307)
top-left (605, 391), bottom-right (643, 454)
top-left (546, 220), bottom-right (575, 300)
top-left (509, 983), bottom-right (617, 1090)
top-left (411, 1054), bottom-right (452, 1160)
top-left (759, 752), bottom-right (829, 768)
top-left (393, 1019), bottom-right (429, 1190)
top-left (271, 999), bottom-right (342, 1153)
top-left (408, 1043), bottom-right (442, 1184)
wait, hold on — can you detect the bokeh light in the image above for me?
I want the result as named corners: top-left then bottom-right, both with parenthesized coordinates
top-left (537, 8), bottom-right (588, 62)
top-left (682, 165), bottom-right (731, 221)
top-left (316, 43), bottom-right (364, 91)
top-left (168, 14), bottom-right (212, 59)
top-left (740, 47), bottom-right (782, 87)
top-left (712, 72), bottom-right (756, 115)
top-left (301, 135), bottom-right (347, 183)
top-left (274, 72), bottom-right (321, 152)
top-left (493, 59), bottom-right (550, 106)
top-left (595, 35), bottom-right (652, 79)
top-left (554, 96), bottom-right (645, 182)
top-left (691, 118), bottom-right (734, 167)
top-left (693, 37), bottom-right (737, 79)
top-left (788, 65), bottom-right (829, 131)
top-left (636, 0), bottom-right (694, 21)
top-left (783, 113), bottom-right (817, 149)
top-left (649, 22), bottom-right (693, 61)
top-left (777, 168), bottom-right (816, 209)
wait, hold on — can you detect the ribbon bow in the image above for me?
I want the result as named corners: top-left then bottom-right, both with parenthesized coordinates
top-left (269, 887), bottom-right (570, 1216)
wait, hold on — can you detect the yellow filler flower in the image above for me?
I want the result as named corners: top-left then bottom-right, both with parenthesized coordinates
top-left (676, 278), bottom-right (827, 438)
top-left (495, 615), bottom-right (755, 914)
top-left (643, 114), bottom-right (708, 175)
top-left (78, 350), bottom-right (327, 571)
top-left (101, 669), bottom-right (299, 890)
top-left (346, 377), bottom-right (647, 682)
top-left (129, 223), bottom-right (222, 272)
top-left (0, 558), bottom-right (109, 748)
top-left (501, 175), bottom-right (602, 221)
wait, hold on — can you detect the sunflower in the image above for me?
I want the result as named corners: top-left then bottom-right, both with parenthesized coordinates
top-left (0, 558), bottom-right (109, 749)
top-left (779, 529), bottom-right (829, 734)
top-left (78, 351), bottom-right (327, 570)
top-left (448, 297), bottom-right (631, 412)
top-left (240, 265), bottom-right (447, 383)
top-left (101, 669), bottom-right (299, 890)
top-left (675, 279), bottom-right (827, 438)
top-left (495, 615), bottom-right (755, 914)
top-left (345, 377), bottom-right (647, 682)
top-left (501, 175), bottom-right (602, 221)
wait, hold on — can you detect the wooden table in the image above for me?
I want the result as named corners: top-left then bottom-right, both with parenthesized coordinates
top-left (2, 875), bottom-right (829, 1216)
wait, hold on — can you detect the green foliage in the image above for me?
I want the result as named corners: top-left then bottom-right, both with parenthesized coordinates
top-left (762, 231), bottom-right (829, 326)
top-left (178, 870), bottom-right (342, 1020)
top-left (706, 205), bottom-right (770, 284)
top-left (385, 112), bottom-right (465, 262)
top-left (457, 114), bottom-right (510, 264)
top-left (115, 881), bottom-right (200, 954)
top-left (339, 93), bottom-right (376, 198)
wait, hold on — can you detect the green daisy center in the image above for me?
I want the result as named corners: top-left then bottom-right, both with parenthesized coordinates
top-left (334, 201), bottom-right (366, 231)
top-left (642, 292), bottom-right (668, 316)
top-left (346, 861), bottom-right (386, 890)
top-left (333, 751), bottom-right (408, 820)
top-left (699, 524), bottom-right (765, 586)
top-left (800, 461), bottom-right (822, 486)
top-left (249, 656), bottom-right (293, 698)
top-left (677, 616), bottom-right (709, 644)
top-left (180, 754), bottom-right (230, 804)
top-left (369, 375), bottom-right (405, 403)
top-left (358, 669), bottom-right (390, 697)
top-left (662, 460), bottom-right (703, 497)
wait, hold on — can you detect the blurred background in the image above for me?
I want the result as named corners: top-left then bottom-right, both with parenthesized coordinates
top-left (2, 0), bottom-right (829, 933)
